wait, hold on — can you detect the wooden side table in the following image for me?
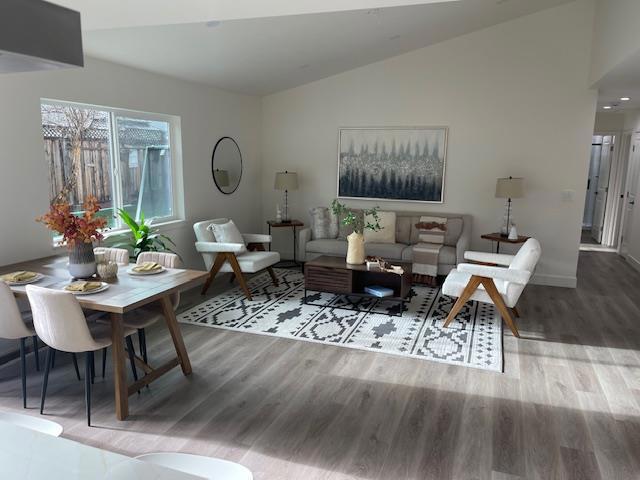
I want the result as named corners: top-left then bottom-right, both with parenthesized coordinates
top-left (481, 232), bottom-right (530, 253)
top-left (267, 220), bottom-right (304, 268)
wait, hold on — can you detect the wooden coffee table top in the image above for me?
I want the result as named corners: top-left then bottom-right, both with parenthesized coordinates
top-left (306, 255), bottom-right (412, 274)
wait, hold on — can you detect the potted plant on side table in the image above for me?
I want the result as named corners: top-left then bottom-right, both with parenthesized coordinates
top-left (331, 199), bottom-right (382, 265)
top-left (37, 195), bottom-right (108, 278)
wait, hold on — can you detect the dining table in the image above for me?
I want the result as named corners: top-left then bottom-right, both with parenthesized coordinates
top-left (1, 255), bottom-right (209, 421)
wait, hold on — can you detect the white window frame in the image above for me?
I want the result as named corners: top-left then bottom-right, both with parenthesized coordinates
top-left (41, 98), bottom-right (185, 235)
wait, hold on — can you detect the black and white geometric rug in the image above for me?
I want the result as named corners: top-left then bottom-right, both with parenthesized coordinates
top-left (178, 268), bottom-right (503, 372)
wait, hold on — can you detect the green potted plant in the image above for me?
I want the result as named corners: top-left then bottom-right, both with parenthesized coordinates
top-left (331, 199), bottom-right (382, 264)
top-left (113, 209), bottom-right (179, 261)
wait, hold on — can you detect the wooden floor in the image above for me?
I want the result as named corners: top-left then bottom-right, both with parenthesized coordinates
top-left (0, 251), bottom-right (639, 479)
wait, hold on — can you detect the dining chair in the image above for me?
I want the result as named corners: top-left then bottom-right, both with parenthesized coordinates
top-left (25, 285), bottom-right (138, 426)
top-left (0, 411), bottom-right (63, 437)
top-left (0, 282), bottom-right (41, 408)
top-left (136, 453), bottom-right (253, 480)
top-left (94, 247), bottom-right (130, 265)
top-left (122, 252), bottom-right (181, 364)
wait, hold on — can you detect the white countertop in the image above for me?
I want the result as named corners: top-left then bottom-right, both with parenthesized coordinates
top-left (0, 420), bottom-right (203, 479)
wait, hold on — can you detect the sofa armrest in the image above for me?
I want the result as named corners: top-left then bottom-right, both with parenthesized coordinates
top-left (298, 227), bottom-right (312, 261)
top-left (464, 251), bottom-right (515, 266)
top-left (195, 241), bottom-right (246, 253)
top-left (455, 216), bottom-right (472, 265)
top-left (242, 233), bottom-right (272, 244)
top-left (457, 263), bottom-right (531, 284)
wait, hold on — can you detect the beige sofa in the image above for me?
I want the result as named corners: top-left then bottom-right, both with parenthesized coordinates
top-left (298, 211), bottom-right (471, 275)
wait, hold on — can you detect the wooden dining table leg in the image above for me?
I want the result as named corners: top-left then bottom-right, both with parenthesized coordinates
top-left (159, 296), bottom-right (192, 375)
top-left (110, 312), bottom-right (128, 420)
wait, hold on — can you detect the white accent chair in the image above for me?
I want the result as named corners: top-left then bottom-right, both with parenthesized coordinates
top-left (194, 219), bottom-right (280, 300)
top-left (0, 282), bottom-right (39, 408)
top-left (26, 285), bottom-right (137, 426)
top-left (136, 453), bottom-right (253, 480)
top-left (441, 238), bottom-right (542, 337)
top-left (0, 412), bottom-right (63, 437)
top-left (94, 247), bottom-right (130, 265)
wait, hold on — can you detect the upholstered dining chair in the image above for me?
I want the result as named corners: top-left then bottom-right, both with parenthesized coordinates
top-left (26, 285), bottom-right (138, 426)
top-left (441, 238), bottom-right (542, 337)
top-left (94, 247), bottom-right (130, 265)
top-left (0, 282), bottom-right (40, 408)
top-left (136, 453), bottom-right (253, 480)
top-left (194, 218), bottom-right (280, 300)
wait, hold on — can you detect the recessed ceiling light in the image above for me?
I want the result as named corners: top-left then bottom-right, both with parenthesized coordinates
top-left (603, 106), bottom-right (612, 109)
top-left (620, 97), bottom-right (631, 101)
top-left (205, 20), bottom-right (221, 28)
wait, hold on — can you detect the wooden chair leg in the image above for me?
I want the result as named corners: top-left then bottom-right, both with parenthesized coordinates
top-left (511, 306), bottom-right (520, 318)
top-left (201, 253), bottom-right (228, 295)
top-left (480, 277), bottom-right (520, 338)
top-left (229, 273), bottom-right (236, 284)
top-left (443, 275), bottom-right (483, 328)
top-left (267, 267), bottom-right (279, 286)
top-left (227, 253), bottom-right (252, 300)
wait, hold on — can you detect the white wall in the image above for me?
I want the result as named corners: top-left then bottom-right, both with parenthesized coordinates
top-left (261, 0), bottom-right (597, 287)
top-left (624, 109), bottom-right (640, 132)
top-left (0, 57), bottom-right (262, 270)
top-left (590, 0), bottom-right (640, 85)
top-left (594, 112), bottom-right (625, 132)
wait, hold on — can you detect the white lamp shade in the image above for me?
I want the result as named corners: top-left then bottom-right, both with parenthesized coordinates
top-left (274, 171), bottom-right (298, 191)
top-left (495, 177), bottom-right (524, 199)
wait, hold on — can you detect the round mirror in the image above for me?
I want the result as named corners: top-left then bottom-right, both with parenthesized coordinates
top-left (211, 137), bottom-right (242, 194)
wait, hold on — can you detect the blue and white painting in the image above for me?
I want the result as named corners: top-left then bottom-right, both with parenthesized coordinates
top-left (338, 127), bottom-right (447, 203)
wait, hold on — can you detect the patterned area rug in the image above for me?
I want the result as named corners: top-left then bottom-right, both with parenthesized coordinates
top-left (178, 268), bottom-right (503, 372)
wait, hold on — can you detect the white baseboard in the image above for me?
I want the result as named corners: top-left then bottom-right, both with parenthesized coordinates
top-left (627, 254), bottom-right (640, 273)
top-left (530, 273), bottom-right (577, 288)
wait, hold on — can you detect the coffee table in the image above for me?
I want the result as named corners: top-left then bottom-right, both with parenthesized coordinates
top-left (303, 256), bottom-right (412, 316)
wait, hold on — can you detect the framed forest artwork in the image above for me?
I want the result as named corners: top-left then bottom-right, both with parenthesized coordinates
top-left (337, 126), bottom-right (448, 203)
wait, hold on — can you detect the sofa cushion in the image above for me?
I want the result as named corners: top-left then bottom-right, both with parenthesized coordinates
top-left (444, 217), bottom-right (463, 246)
top-left (401, 245), bottom-right (457, 266)
top-left (306, 239), bottom-right (348, 256)
top-left (309, 207), bottom-right (332, 240)
top-left (364, 242), bottom-right (405, 260)
top-left (395, 216), bottom-right (412, 244)
top-left (364, 211), bottom-right (396, 244)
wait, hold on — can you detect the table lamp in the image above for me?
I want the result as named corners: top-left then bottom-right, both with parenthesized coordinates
top-left (274, 171), bottom-right (298, 223)
top-left (495, 176), bottom-right (524, 236)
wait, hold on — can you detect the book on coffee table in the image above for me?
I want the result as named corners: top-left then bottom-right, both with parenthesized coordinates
top-left (364, 285), bottom-right (394, 298)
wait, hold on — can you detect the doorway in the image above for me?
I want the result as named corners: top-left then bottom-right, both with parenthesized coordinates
top-left (619, 133), bottom-right (640, 257)
top-left (582, 135), bottom-right (614, 245)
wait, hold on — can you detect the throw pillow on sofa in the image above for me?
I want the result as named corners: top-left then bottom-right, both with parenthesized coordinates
top-left (364, 211), bottom-right (396, 244)
top-left (309, 207), bottom-right (332, 240)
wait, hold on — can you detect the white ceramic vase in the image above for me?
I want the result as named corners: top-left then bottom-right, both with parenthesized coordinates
top-left (346, 232), bottom-right (365, 265)
top-left (68, 242), bottom-right (96, 279)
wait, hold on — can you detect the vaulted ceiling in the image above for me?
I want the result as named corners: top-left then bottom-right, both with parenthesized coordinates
top-left (51, 0), bottom-right (574, 95)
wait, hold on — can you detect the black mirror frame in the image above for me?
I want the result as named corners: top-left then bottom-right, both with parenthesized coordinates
top-left (211, 136), bottom-right (243, 195)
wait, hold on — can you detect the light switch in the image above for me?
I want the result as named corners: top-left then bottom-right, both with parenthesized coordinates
top-left (561, 190), bottom-right (575, 202)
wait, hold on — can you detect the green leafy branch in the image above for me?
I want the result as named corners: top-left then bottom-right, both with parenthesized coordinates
top-left (331, 199), bottom-right (382, 235)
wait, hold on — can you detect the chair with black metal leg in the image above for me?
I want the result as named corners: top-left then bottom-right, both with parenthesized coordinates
top-left (0, 282), bottom-right (40, 408)
top-left (26, 285), bottom-right (138, 426)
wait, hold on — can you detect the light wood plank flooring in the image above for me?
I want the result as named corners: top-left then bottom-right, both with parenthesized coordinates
top-left (0, 251), bottom-right (639, 479)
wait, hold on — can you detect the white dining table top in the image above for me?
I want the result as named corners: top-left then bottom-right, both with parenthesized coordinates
top-left (0, 419), bottom-right (204, 479)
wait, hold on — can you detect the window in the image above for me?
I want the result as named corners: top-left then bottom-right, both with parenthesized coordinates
top-left (40, 100), bottom-right (181, 231)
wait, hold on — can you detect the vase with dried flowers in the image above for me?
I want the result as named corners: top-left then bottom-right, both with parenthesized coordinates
top-left (37, 196), bottom-right (108, 278)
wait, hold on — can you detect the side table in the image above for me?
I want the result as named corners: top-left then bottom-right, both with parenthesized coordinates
top-left (267, 220), bottom-right (304, 269)
top-left (481, 232), bottom-right (530, 253)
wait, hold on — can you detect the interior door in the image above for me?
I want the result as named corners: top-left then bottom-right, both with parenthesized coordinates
top-left (583, 140), bottom-right (602, 227)
top-left (621, 137), bottom-right (640, 255)
top-left (591, 135), bottom-right (614, 243)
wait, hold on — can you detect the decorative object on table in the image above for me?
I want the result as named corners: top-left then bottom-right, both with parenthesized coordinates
top-left (337, 126), bottom-right (448, 203)
top-left (274, 171), bottom-right (298, 222)
top-left (267, 219), bottom-right (304, 268)
top-left (364, 285), bottom-right (394, 297)
top-left (179, 266), bottom-right (504, 372)
top-left (495, 176), bottom-right (524, 235)
top-left (37, 195), bottom-right (107, 279)
top-left (114, 209), bottom-right (178, 261)
top-left (365, 256), bottom-right (404, 275)
top-left (481, 231), bottom-right (530, 254)
top-left (275, 204), bottom-right (282, 223)
top-left (508, 224), bottom-right (518, 241)
top-left (331, 200), bottom-right (382, 265)
top-left (412, 216), bottom-right (448, 287)
top-left (96, 261), bottom-right (118, 280)
top-left (442, 238), bottom-right (542, 338)
top-left (211, 137), bottom-right (242, 194)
